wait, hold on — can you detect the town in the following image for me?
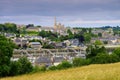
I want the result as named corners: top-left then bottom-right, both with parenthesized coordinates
top-left (1, 17), bottom-right (120, 67)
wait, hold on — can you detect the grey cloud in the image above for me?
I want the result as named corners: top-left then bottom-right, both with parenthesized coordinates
top-left (0, 0), bottom-right (120, 27)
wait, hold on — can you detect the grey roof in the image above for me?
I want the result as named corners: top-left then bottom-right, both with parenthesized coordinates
top-left (14, 38), bottom-right (21, 42)
top-left (53, 56), bottom-right (65, 62)
top-left (30, 42), bottom-right (40, 45)
top-left (35, 57), bottom-right (51, 63)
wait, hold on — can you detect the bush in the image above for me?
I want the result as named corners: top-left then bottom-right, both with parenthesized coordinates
top-left (48, 65), bottom-right (57, 71)
top-left (18, 57), bottom-right (33, 74)
top-left (9, 61), bottom-right (21, 76)
top-left (108, 54), bottom-right (120, 63)
top-left (57, 61), bottom-right (72, 70)
top-left (91, 53), bottom-right (110, 64)
top-left (113, 48), bottom-right (120, 58)
top-left (72, 58), bottom-right (90, 67)
top-left (33, 65), bottom-right (46, 72)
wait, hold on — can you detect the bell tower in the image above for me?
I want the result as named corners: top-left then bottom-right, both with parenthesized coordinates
top-left (54, 16), bottom-right (57, 29)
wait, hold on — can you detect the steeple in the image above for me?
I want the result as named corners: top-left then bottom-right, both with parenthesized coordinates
top-left (54, 16), bottom-right (57, 26)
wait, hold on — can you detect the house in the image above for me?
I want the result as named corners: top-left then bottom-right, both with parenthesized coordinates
top-left (91, 37), bottom-right (118, 45)
top-left (13, 38), bottom-right (22, 47)
top-left (13, 38), bottom-right (29, 48)
top-left (52, 56), bottom-right (66, 66)
top-left (29, 42), bottom-right (42, 49)
top-left (4, 33), bottom-right (16, 38)
top-left (24, 36), bottom-right (43, 40)
top-left (55, 42), bottom-right (66, 48)
top-left (40, 27), bottom-right (55, 32)
top-left (69, 39), bottom-right (79, 47)
top-left (35, 57), bottom-right (52, 67)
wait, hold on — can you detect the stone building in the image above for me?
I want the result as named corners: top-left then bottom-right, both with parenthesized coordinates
top-left (54, 17), bottom-right (66, 33)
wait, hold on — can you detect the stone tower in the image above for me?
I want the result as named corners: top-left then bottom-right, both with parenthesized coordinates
top-left (54, 16), bottom-right (57, 29)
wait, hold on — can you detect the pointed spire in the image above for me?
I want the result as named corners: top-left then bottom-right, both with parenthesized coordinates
top-left (54, 16), bottom-right (57, 26)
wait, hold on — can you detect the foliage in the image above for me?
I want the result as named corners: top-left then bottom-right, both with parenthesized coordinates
top-left (91, 53), bottom-right (110, 64)
top-left (113, 48), bottom-right (120, 58)
top-left (0, 23), bottom-right (18, 33)
top-left (57, 61), bottom-right (72, 70)
top-left (67, 29), bottom-right (73, 35)
top-left (84, 33), bottom-right (91, 43)
top-left (86, 45), bottom-right (107, 58)
top-left (9, 61), bottom-right (21, 76)
top-left (33, 65), bottom-right (46, 72)
top-left (103, 41), bottom-right (108, 44)
top-left (94, 40), bottom-right (103, 45)
top-left (17, 57), bottom-right (33, 74)
top-left (91, 53), bottom-right (119, 64)
top-left (72, 58), bottom-right (90, 67)
top-left (48, 65), bottom-right (57, 70)
top-left (0, 35), bottom-right (15, 77)
top-left (98, 33), bottom-right (102, 37)
top-left (26, 31), bottom-right (39, 35)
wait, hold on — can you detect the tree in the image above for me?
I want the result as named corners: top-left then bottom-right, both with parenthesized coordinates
top-left (4, 23), bottom-right (17, 33)
top-left (9, 61), bottom-right (21, 76)
top-left (67, 29), bottom-right (73, 35)
top-left (84, 33), bottom-right (91, 43)
top-left (57, 61), bottom-right (72, 70)
top-left (78, 35), bottom-right (85, 44)
top-left (94, 40), bottom-right (103, 45)
top-left (86, 45), bottom-right (107, 58)
top-left (17, 57), bottom-right (33, 74)
top-left (0, 35), bottom-right (15, 77)
top-left (72, 58), bottom-right (90, 67)
top-left (91, 53), bottom-right (110, 64)
top-left (98, 33), bottom-right (102, 37)
top-left (113, 48), bottom-right (120, 58)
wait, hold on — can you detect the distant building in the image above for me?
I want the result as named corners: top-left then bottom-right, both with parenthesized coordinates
top-left (13, 38), bottom-right (29, 48)
top-left (26, 27), bottom-right (40, 32)
top-left (54, 17), bottom-right (66, 34)
top-left (35, 57), bottom-right (52, 66)
top-left (29, 42), bottom-right (42, 49)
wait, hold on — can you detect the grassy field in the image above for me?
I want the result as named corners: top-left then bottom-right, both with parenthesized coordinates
top-left (1, 62), bottom-right (120, 80)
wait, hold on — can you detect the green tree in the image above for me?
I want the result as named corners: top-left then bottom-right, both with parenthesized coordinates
top-left (4, 23), bottom-right (17, 33)
top-left (9, 61), bottom-right (21, 76)
top-left (94, 40), bottom-right (103, 45)
top-left (86, 45), bottom-right (107, 58)
top-left (67, 29), bottom-right (73, 35)
top-left (57, 61), bottom-right (72, 70)
top-left (72, 58), bottom-right (90, 67)
top-left (98, 33), bottom-right (102, 37)
top-left (113, 48), bottom-right (120, 58)
top-left (18, 57), bottom-right (33, 74)
top-left (0, 35), bottom-right (15, 77)
top-left (84, 33), bottom-right (91, 43)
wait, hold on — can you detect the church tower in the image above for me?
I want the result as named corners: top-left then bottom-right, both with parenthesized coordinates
top-left (54, 16), bottom-right (57, 29)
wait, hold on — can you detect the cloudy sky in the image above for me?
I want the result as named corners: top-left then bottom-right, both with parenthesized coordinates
top-left (0, 0), bottom-right (120, 27)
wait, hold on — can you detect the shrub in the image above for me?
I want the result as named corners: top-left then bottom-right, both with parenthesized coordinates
top-left (108, 54), bottom-right (120, 63)
top-left (33, 65), bottom-right (46, 73)
top-left (57, 61), bottom-right (72, 70)
top-left (18, 57), bottom-right (33, 74)
top-left (113, 48), bottom-right (120, 58)
top-left (48, 65), bottom-right (57, 71)
top-left (91, 53), bottom-right (110, 64)
top-left (9, 61), bottom-right (21, 76)
top-left (72, 58), bottom-right (90, 67)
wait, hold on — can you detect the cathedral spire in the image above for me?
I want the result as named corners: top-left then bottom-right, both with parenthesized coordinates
top-left (54, 16), bottom-right (57, 26)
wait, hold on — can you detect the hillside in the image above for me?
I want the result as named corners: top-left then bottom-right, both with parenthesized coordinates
top-left (1, 62), bottom-right (120, 80)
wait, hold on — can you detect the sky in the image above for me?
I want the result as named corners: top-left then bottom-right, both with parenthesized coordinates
top-left (0, 0), bottom-right (120, 27)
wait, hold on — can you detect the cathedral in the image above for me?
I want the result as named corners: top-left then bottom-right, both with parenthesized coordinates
top-left (54, 17), bottom-right (65, 32)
